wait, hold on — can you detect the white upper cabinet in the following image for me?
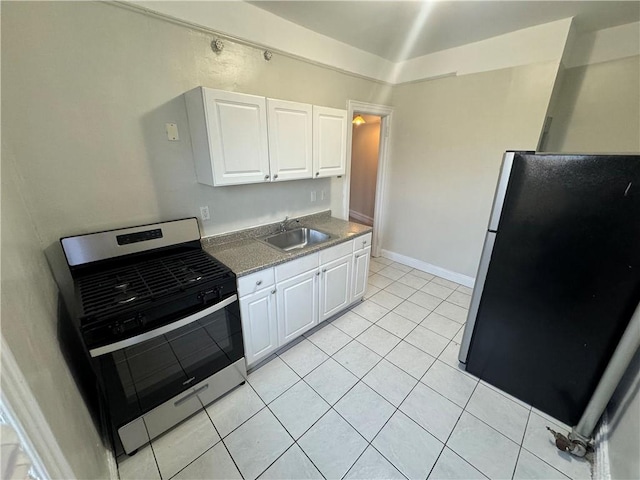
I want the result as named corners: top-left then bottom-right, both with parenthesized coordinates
top-left (267, 99), bottom-right (313, 181)
top-left (312, 106), bottom-right (347, 178)
top-left (185, 87), bottom-right (270, 186)
top-left (186, 87), bottom-right (347, 186)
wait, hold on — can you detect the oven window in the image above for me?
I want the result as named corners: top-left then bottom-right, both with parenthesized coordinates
top-left (97, 300), bottom-right (243, 428)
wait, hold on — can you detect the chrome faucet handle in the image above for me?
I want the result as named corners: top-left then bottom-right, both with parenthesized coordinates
top-left (280, 216), bottom-right (299, 232)
top-left (280, 216), bottom-right (289, 232)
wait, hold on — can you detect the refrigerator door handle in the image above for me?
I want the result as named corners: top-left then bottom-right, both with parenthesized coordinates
top-left (488, 152), bottom-right (516, 232)
top-left (459, 231), bottom-right (497, 364)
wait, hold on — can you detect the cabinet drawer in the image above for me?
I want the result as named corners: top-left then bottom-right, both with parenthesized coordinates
top-left (275, 253), bottom-right (319, 282)
top-left (238, 268), bottom-right (275, 297)
top-left (320, 240), bottom-right (353, 265)
top-left (353, 233), bottom-right (372, 252)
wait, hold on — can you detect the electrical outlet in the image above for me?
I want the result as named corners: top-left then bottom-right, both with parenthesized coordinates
top-left (200, 206), bottom-right (210, 221)
top-left (310, 191), bottom-right (317, 202)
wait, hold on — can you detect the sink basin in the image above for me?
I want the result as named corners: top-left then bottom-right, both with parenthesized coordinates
top-left (262, 227), bottom-right (332, 252)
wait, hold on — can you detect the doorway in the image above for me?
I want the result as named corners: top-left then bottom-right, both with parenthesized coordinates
top-left (349, 114), bottom-right (381, 227)
top-left (344, 101), bottom-right (393, 258)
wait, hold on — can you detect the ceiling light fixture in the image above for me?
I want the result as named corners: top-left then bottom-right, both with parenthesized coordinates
top-left (352, 115), bottom-right (366, 126)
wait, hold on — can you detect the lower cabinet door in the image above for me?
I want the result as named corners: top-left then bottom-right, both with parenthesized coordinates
top-left (352, 246), bottom-right (371, 300)
top-left (240, 287), bottom-right (278, 367)
top-left (319, 254), bottom-right (352, 322)
top-left (276, 268), bottom-right (318, 345)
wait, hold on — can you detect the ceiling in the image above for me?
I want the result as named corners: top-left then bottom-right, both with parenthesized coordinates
top-left (249, 1), bottom-right (640, 62)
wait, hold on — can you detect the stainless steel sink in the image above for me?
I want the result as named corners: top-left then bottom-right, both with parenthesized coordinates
top-left (262, 227), bottom-right (332, 252)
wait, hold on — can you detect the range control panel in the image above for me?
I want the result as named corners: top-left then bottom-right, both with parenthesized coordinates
top-left (117, 229), bottom-right (163, 245)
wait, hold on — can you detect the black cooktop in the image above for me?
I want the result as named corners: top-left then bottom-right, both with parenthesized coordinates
top-left (76, 249), bottom-right (234, 321)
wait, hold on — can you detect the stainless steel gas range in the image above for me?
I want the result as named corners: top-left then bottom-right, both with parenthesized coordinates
top-left (60, 218), bottom-right (245, 455)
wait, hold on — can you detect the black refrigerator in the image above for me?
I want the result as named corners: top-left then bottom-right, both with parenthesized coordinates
top-left (459, 151), bottom-right (640, 426)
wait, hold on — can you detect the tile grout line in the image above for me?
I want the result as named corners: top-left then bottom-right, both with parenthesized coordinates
top-left (518, 445), bottom-right (574, 480)
top-left (276, 269), bottom-right (468, 479)
top-left (163, 390), bottom-right (246, 480)
top-left (354, 339), bottom-right (459, 479)
top-left (254, 388), bottom-right (327, 480)
top-left (436, 335), bottom-right (522, 446)
top-left (256, 333), bottom-right (389, 477)
top-left (146, 429), bottom-right (164, 480)
top-left (221, 374), bottom-right (327, 479)
top-left (340, 441), bottom-right (408, 480)
top-left (245, 362), bottom-right (329, 479)
top-left (155, 268), bottom-right (467, 480)
top-left (201, 394), bottom-right (247, 480)
top-left (297, 271), bottom-right (479, 479)
top-left (426, 378), bottom-right (483, 479)
top-left (275, 306), bottom-right (436, 480)
top-left (510, 409), bottom-right (533, 479)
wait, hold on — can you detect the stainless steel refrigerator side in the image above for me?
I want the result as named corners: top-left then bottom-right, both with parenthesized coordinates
top-left (458, 232), bottom-right (496, 363)
top-left (488, 152), bottom-right (516, 232)
top-left (574, 301), bottom-right (640, 439)
top-left (458, 152), bottom-right (516, 364)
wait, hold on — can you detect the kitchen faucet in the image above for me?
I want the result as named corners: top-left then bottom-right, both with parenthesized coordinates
top-left (279, 216), bottom-right (299, 232)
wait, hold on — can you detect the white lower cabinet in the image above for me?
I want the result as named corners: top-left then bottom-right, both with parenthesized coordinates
top-left (352, 246), bottom-right (371, 301)
top-left (276, 269), bottom-right (319, 344)
top-left (319, 254), bottom-right (352, 322)
top-left (351, 232), bottom-right (372, 301)
top-left (239, 287), bottom-right (278, 367)
top-left (238, 236), bottom-right (370, 368)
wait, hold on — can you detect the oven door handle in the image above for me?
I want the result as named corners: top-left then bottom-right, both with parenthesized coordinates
top-left (88, 294), bottom-right (238, 357)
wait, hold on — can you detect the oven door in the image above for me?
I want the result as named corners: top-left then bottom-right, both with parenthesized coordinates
top-left (93, 295), bottom-right (244, 430)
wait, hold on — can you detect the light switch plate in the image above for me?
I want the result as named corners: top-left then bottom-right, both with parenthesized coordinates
top-left (166, 123), bottom-right (179, 141)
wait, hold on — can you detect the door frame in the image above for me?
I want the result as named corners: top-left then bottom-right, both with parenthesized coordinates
top-left (344, 100), bottom-right (394, 258)
top-left (0, 336), bottom-right (76, 479)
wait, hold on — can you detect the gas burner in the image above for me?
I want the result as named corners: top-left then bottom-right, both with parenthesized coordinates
top-left (183, 268), bottom-right (203, 283)
top-left (114, 291), bottom-right (138, 305)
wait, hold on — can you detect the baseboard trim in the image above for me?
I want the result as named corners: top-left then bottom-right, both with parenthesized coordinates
top-left (348, 210), bottom-right (374, 225)
top-left (380, 249), bottom-right (475, 288)
top-left (594, 411), bottom-right (611, 480)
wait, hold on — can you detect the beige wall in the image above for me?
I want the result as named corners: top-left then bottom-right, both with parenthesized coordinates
top-left (349, 118), bottom-right (380, 222)
top-left (546, 55), bottom-right (640, 153)
top-left (1, 0), bottom-right (388, 473)
top-left (2, 1), bottom-right (390, 250)
top-left (1, 149), bottom-right (111, 479)
top-left (384, 62), bottom-right (559, 278)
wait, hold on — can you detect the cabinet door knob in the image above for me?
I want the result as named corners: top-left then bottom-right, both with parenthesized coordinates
top-left (271, 289), bottom-right (276, 294)
top-left (316, 271), bottom-right (321, 276)
top-left (363, 240), bottom-right (367, 245)
top-left (256, 280), bottom-right (262, 286)
top-left (322, 268), bottom-right (327, 273)
top-left (265, 175), bottom-right (270, 180)
top-left (315, 172), bottom-right (320, 177)
top-left (274, 174), bottom-right (278, 179)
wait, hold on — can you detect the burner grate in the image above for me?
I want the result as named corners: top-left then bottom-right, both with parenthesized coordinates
top-left (78, 250), bottom-right (230, 318)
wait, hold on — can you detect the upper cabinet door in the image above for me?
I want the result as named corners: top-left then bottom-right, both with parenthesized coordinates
top-left (185, 87), bottom-right (270, 186)
top-left (312, 106), bottom-right (347, 178)
top-left (267, 99), bottom-right (313, 182)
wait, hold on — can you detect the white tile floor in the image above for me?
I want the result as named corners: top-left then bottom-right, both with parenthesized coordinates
top-left (117, 257), bottom-right (592, 480)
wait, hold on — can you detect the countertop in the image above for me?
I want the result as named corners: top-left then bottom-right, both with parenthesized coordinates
top-left (202, 212), bottom-right (372, 277)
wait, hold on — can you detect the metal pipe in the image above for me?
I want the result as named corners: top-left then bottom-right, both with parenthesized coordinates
top-left (573, 301), bottom-right (640, 439)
